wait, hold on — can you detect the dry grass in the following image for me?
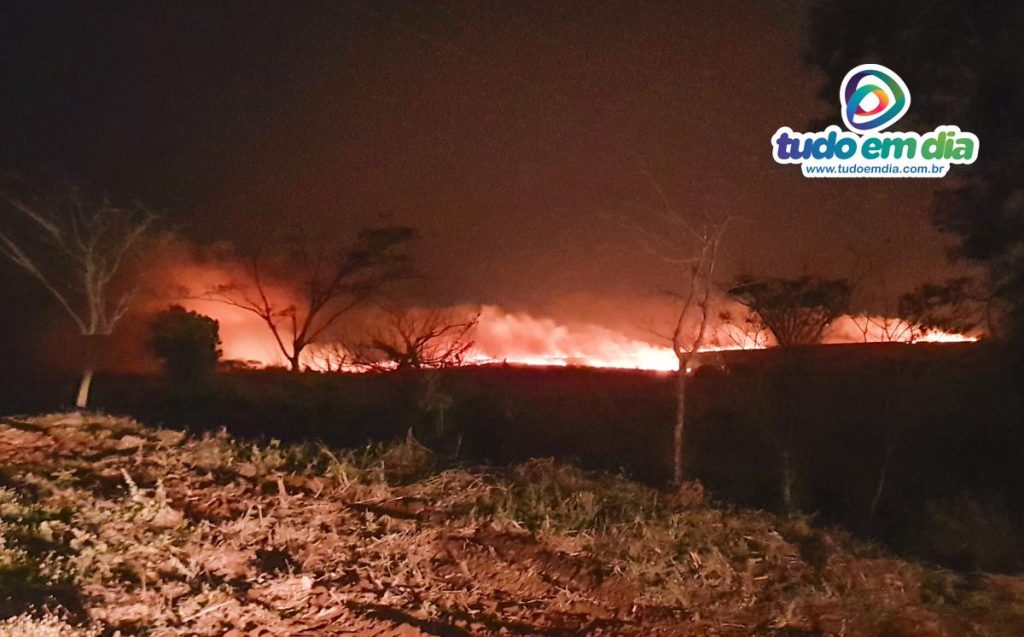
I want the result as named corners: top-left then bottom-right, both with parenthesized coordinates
top-left (0, 412), bottom-right (1021, 636)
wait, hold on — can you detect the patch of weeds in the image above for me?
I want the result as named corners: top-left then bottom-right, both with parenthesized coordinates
top-left (0, 489), bottom-right (77, 558)
top-left (238, 439), bottom-right (288, 476)
top-left (375, 438), bottom-right (439, 484)
top-left (275, 440), bottom-right (327, 473)
top-left (184, 430), bottom-right (241, 472)
top-left (0, 536), bottom-right (82, 621)
top-left (919, 569), bottom-right (961, 605)
top-left (479, 459), bottom-right (667, 533)
top-left (0, 611), bottom-right (97, 637)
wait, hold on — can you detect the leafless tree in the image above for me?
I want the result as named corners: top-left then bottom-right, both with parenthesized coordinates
top-left (0, 181), bottom-right (156, 408)
top-left (348, 307), bottom-right (479, 372)
top-left (848, 312), bottom-right (920, 343)
top-left (347, 306), bottom-right (479, 454)
top-left (718, 308), bottom-right (769, 349)
top-left (620, 163), bottom-right (732, 485)
top-left (898, 277), bottom-right (986, 337)
top-left (304, 342), bottom-right (352, 373)
top-left (665, 221), bottom-right (729, 485)
top-left (849, 278), bottom-right (922, 343)
top-left (871, 315), bottom-right (920, 343)
top-left (848, 313), bottom-right (872, 343)
top-left (202, 227), bottom-right (414, 371)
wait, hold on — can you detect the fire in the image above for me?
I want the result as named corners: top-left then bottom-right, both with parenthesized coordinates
top-left (186, 298), bottom-right (288, 366)
top-left (914, 330), bottom-right (979, 343)
top-left (829, 315), bottom-right (979, 345)
top-left (163, 262), bottom-right (977, 372)
top-left (178, 298), bottom-right (978, 374)
top-left (164, 259), bottom-right (301, 367)
top-left (466, 306), bottom-right (680, 371)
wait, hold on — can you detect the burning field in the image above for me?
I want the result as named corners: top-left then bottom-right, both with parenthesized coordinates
top-left (154, 244), bottom-right (976, 374)
top-left (2, 413), bottom-right (1023, 636)
top-left (180, 294), bottom-right (976, 373)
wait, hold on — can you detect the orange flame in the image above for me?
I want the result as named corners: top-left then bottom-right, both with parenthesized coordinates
top-left (183, 304), bottom-right (975, 373)
top-left (167, 265), bottom-right (977, 372)
top-left (466, 306), bottom-right (681, 371)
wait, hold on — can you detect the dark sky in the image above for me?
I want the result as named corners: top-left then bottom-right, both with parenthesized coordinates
top-left (0, 1), bottom-right (964, 327)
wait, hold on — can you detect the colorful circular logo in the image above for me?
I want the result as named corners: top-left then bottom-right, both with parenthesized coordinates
top-left (840, 64), bottom-right (910, 133)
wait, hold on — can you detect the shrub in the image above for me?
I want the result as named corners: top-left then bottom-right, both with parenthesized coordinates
top-left (149, 306), bottom-right (221, 383)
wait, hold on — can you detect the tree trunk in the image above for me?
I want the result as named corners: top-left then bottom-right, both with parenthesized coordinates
top-left (673, 366), bottom-right (688, 485)
top-left (288, 354), bottom-right (301, 371)
top-left (75, 368), bottom-right (94, 410)
top-left (867, 436), bottom-right (896, 525)
top-left (780, 449), bottom-right (795, 515)
top-left (75, 333), bottom-right (102, 410)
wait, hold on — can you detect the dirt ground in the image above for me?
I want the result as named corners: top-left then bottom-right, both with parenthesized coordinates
top-left (0, 413), bottom-right (1022, 636)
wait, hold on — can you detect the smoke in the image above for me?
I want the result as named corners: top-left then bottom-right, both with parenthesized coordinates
top-left (75, 236), bottom-right (976, 375)
top-left (468, 305), bottom-right (679, 370)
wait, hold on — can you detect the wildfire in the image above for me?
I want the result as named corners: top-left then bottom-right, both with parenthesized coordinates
top-left (829, 315), bottom-right (980, 345)
top-left (163, 255), bottom-right (976, 372)
top-left (465, 307), bottom-right (680, 371)
top-left (176, 297), bottom-right (977, 373)
top-left (915, 331), bottom-right (979, 343)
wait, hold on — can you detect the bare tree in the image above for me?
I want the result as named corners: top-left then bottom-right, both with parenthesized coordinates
top-left (666, 222), bottom-right (729, 485)
top-left (348, 307), bottom-right (479, 372)
top-left (718, 308), bottom-right (769, 349)
top-left (203, 227), bottom-right (414, 371)
top-left (848, 312), bottom-right (874, 343)
top-left (304, 341), bottom-right (352, 373)
top-left (347, 306), bottom-right (479, 454)
top-left (621, 164), bottom-right (731, 485)
top-left (728, 275), bottom-right (852, 347)
top-left (898, 277), bottom-right (987, 337)
top-left (0, 182), bottom-right (156, 408)
top-left (870, 315), bottom-right (919, 343)
top-left (849, 276), bottom-right (922, 343)
top-left (848, 311), bottom-right (920, 343)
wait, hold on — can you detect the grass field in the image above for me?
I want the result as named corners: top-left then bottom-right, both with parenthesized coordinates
top-left (1, 412), bottom-right (1023, 636)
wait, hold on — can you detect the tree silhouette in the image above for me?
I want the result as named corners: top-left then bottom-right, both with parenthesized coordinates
top-left (348, 307), bottom-right (478, 372)
top-left (728, 276), bottom-right (852, 347)
top-left (0, 180), bottom-right (155, 408)
top-left (204, 227), bottom-right (414, 371)
top-left (150, 305), bottom-right (222, 382)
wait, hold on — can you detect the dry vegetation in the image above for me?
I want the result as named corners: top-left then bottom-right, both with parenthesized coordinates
top-left (0, 414), bottom-right (1022, 636)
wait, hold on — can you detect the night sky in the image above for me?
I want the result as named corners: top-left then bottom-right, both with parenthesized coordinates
top-left (0, 1), bottom-right (965, 331)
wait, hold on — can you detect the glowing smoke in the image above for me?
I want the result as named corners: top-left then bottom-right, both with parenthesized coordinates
top-left (150, 249), bottom-right (976, 372)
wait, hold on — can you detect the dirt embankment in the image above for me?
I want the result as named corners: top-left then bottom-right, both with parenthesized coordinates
top-left (0, 413), bottom-right (1022, 636)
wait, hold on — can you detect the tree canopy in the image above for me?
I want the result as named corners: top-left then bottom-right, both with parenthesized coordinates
top-left (729, 275), bottom-right (853, 347)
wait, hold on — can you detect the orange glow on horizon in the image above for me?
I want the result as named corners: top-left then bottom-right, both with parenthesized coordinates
top-left (167, 262), bottom-right (978, 372)
top-left (176, 298), bottom-right (978, 373)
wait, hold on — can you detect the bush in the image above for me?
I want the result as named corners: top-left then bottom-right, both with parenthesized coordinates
top-left (149, 306), bottom-right (221, 383)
